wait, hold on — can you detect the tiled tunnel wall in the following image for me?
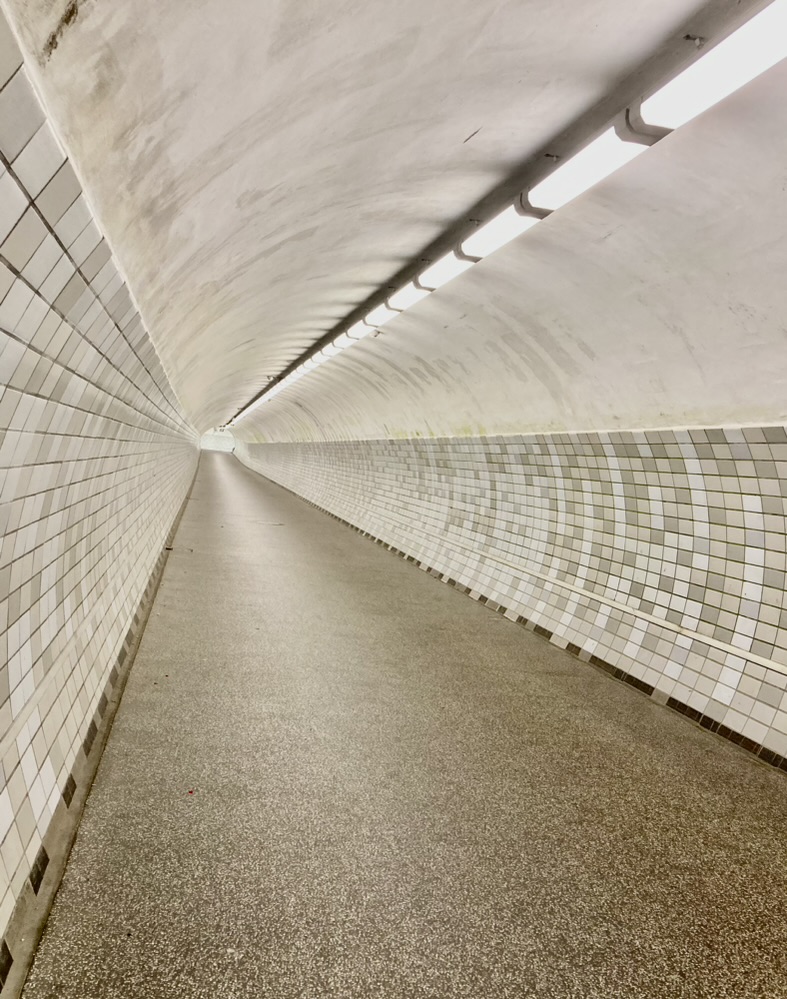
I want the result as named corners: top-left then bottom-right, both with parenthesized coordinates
top-left (0, 14), bottom-right (198, 943)
top-left (1, 0), bottom-right (786, 966)
top-left (236, 428), bottom-right (787, 764)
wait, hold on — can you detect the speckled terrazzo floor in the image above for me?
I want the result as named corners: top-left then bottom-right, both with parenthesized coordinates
top-left (22, 452), bottom-right (787, 998)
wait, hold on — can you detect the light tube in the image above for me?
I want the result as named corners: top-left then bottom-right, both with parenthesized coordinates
top-left (230, 396), bottom-right (263, 424)
top-left (461, 207), bottom-right (540, 258)
top-left (529, 128), bottom-right (645, 210)
top-left (332, 332), bottom-right (354, 350)
top-left (347, 320), bottom-right (374, 340)
top-left (388, 282), bottom-right (431, 310)
top-left (365, 303), bottom-right (399, 327)
top-left (419, 252), bottom-right (474, 290)
top-left (641, 0), bottom-right (787, 129)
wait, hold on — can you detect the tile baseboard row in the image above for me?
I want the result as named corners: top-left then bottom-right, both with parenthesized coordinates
top-left (235, 426), bottom-right (787, 772)
top-left (0, 466), bottom-right (197, 998)
top-left (237, 458), bottom-right (787, 775)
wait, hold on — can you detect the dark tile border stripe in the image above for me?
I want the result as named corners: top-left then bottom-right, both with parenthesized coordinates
top-left (0, 460), bottom-right (199, 998)
top-left (242, 460), bottom-right (787, 778)
top-left (0, 944), bottom-right (11, 993)
top-left (27, 849), bottom-right (48, 897)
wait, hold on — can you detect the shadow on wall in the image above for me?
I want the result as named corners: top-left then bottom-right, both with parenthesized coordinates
top-left (200, 427), bottom-right (236, 452)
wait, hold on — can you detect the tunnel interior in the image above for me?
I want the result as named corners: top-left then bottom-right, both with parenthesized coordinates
top-left (0, 0), bottom-right (786, 995)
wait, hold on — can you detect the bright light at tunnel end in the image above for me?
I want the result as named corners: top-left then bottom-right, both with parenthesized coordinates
top-left (228, 0), bottom-right (787, 427)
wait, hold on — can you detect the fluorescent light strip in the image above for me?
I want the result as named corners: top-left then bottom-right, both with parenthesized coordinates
top-left (229, 0), bottom-right (786, 426)
top-left (461, 207), bottom-right (540, 257)
top-left (388, 283), bottom-right (430, 310)
top-left (529, 128), bottom-right (645, 210)
top-left (641, 0), bottom-right (787, 128)
top-left (347, 320), bottom-right (373, 340)
top-left (418, 252), bottom-right (474, 290)
top-left (366, 303), bottom-right (399, 327)
top-left (331, 332), bottom-right (355, 350)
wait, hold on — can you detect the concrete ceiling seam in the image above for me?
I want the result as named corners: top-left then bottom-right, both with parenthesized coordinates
top-left (226, 0), bottom-right (787, 428)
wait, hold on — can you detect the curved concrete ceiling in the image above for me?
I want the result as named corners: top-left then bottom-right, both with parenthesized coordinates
top-left (234, 61), bottom-right (787, 442)
top-left (3, 0), bottom-right (725, 431)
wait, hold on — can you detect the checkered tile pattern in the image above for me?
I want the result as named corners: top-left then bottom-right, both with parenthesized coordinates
top-left (0, 16), bottom-right (197, 940)
top-left (237, 428), bottom-right (787, 760)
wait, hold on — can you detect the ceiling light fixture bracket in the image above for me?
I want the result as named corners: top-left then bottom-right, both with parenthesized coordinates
top-left (515, 196), bottom-right (551, 220)
top-left (615, 104), bottom-right (672, 146)
top-left (454, 245), bottom-right (482, 263)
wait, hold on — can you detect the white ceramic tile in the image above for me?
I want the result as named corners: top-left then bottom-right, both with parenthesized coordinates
top-left (0, 788), bottom-right (13, 843)
top-left (0, 14), bottom-right (22, 90)
top-left (53, 195), bottom-right (91, 248)
top-left (22, 233), bottom-right (62, 287)
top-left (0, 169), bottom-right (26, 242)
top-left (0, 69), bottom-right (44, 160)
top-left (12, 121), bottom-right (66, 199)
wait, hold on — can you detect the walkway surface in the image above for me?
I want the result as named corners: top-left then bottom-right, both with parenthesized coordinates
top-left (23, 452), bottom-right (787, 998)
